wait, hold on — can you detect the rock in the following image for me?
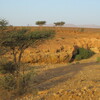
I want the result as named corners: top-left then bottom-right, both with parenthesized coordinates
top-left (53, 93), bottom-right (59, 97)
top-left (77, 92), bottom-right (81, 96)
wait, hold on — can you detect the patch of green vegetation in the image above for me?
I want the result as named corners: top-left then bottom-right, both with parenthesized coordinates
top-left (0, 61), bottom-right (17, 74)
top-left (0, 74), bottom-right (16, 90)
top-left (75, 61), bottom-right (80, 64)
top-left (96, 57), bottom-right (100, 62)
top-left (73, 48), bottom-right (95, 61)
top-left (0, 69), bottom-right (36, 99)
top-left (79, 28), bottom-right (85, 32)
top-left (30, 29), bottom-right (55, 39)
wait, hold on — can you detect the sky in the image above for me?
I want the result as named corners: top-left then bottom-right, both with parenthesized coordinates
top-left (0, 0), bottom-right (100, 26)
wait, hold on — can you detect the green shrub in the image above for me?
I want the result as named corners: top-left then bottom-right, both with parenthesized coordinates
top-left (0, 70), bottom-right (36, 99)
top-left (74, 48), bottom-right (94, 61)
top-left (79, 28), bottom-right (85, 32)
top-left (96, 57), bottom-right (100, 62)
top-left (75, 62), bottom-right (80, 64)
top-left (0, 74), bottom-right (16, 90)
top-left (18, 71), bottom-right (35, 95)
top-left (75, 55), bottom-right (82, 61)
top-left (0, 61), bottom-right (17, 74)
top-left (30, 29), bottom-right (55, 39)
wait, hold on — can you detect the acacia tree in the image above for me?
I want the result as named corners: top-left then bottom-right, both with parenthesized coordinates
top-left (36, 21), bottom-right (46, 26)
top-left (0, 19), bottom-right (8, 30)
top-left (0, 19), bottom-right (9, 55)
top-left (54, 21), bottom-right (65, 27)
top-left (1, 28), bottom-right (55, 73)
top-left (1, 27), bottom-right (55, 93)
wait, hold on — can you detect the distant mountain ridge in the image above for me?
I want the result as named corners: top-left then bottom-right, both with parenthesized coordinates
top-left (65, 24), bottom-right (100, 28)
top-left (46, 24), bottom-right (100, 28)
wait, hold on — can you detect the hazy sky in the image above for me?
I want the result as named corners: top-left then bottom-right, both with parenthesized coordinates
top-left (0, 0), bottom-right (100, 26)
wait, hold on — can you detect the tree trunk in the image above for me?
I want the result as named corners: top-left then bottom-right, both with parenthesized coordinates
top-left (12, 48), bottom-right (17, 64)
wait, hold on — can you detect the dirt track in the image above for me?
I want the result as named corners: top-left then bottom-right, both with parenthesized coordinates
top-left (36, 62), bottom-right (100, 90)
top-left (18, 57), bottom-right (100, 100)
top-left (28, 61), bottom-right (100, 100)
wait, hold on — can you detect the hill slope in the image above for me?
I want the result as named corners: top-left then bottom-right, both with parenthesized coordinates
top-left (21, 27), bottom-right (100, 64)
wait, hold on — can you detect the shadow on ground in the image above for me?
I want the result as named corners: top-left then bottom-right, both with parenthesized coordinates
top-left (34, 62), bottom-right (100, 91)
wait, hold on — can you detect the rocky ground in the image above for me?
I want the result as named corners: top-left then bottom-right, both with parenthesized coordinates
top-left (19, 54), bottom-right (100, 100)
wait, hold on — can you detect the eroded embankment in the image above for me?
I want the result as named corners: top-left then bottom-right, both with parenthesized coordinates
top-left (3, 28), bottom-right (100, 64)
top-left (21, 37), bottom-right (100, 64)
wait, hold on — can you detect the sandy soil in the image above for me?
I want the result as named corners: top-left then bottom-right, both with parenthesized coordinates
top-left (20, 54), bottom-right (100, 100)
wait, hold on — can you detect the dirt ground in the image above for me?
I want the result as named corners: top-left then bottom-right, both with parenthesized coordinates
top-left (20, 54), bottom-right (100, 100)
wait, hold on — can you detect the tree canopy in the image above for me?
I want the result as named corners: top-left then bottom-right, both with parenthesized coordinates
top-left (36, 21), bottom-right (46, 26)
top-left (54, 21), bottom-right (65, 26)
top-left (0, 19), bottom-right (9, 29)
top-left (1, 28), bottom-right (55, 65)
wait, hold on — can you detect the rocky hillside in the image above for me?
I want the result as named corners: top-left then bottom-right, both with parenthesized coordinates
top-left (20, 27), bottom-right (100, 64)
